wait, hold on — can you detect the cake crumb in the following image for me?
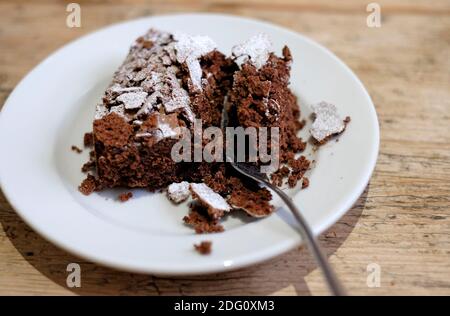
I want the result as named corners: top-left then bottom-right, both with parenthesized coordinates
top-left (302, 177), bottom-right (310, 189)
top-left (183, 204), bottom-right (224, 234)
top-left (167, 181), bottom-right (190, 204)
top-left (194, 241), bottom-right (212, 255)
top-left (118, 192), bottom-right (133, 202)
top-left (286, 156), bottom-right (310, 188)
top-left (227, 178), bottom-right (274, 218)
top-left (71, 145), bottom-right (82, 154)
top-left (79, 175), bottom-right (97, 195)
top-left (287, 174), bottom-right (299, 188)
top-left (270, 166), bottom-right (290, 187)
top-left (310, 101), bottom-right (348, 143)
top-left (84, 132), bottom-right (94, 147)
top-left (190, 183), bottom-right (231, 220)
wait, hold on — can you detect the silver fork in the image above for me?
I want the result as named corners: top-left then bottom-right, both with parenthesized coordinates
top-left (228, 161), bottom-right (346, 296)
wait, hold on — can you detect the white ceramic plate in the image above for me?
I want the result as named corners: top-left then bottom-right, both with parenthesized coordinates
top-left (0, 14), bottom-right (379, 275)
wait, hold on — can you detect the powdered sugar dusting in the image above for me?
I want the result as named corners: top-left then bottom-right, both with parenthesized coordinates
top-left (95, 103), bottom-right (108, 120)
top-left (174, 33), bottom-right (217, 90)
top-left (109, 84), bottom-right (142, 94)
top-left (117, 91), bottom-right (148, 109)
top-left (95, 29), bottom-right (203, 124)
top-left (190, 183), bottom-right (231, 212)
top-left (94, 29), bottom-right (219, 124)
top-left (232, 33), bottom-right (272, 69)
top-left (109, 104), bottom-right (127, 118)
top-left (167, 181), bottom-right (190, 203)
top-left (164, 87), bottom-right (190, 112)
top-left (154, 120), bottom-right (178, 140)
top-left (310, 101), bottom-right (346, 142)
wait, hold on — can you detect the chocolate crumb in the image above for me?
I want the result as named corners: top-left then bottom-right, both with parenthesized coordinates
top-left (227, 177), bottom-right (274, 218)
top-left (286, 156), bottom-right (310, 188)
top-left (302, 177), bottom-right (310, 189)
top-left (287, 174), bottom-right (299, 188)
top-left (81, 160), bottom-right (95, 173)
top-left (71, 145), bottom-right (82, 154)
top-left (194, 241), bottom-right (212, 255)
top-left (79, 175), bottom-right (97, 195)
top-left (84, 132), bottom-right (94, 147)
top-left (118, 192), bottom-right (133, 202)
top-left (183, 203), bottom-right (224, 234)
top-left (271, 166), bottom-right (290, 187)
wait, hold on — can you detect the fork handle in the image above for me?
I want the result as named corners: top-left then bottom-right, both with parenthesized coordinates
top-left (270, 185), bottom-right (347, 296)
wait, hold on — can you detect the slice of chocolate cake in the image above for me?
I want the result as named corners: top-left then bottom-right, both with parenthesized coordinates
top-left (85, 29), bottom-right (236, 192)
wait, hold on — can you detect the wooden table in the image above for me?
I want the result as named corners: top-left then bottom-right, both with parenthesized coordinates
top-left (1, 0), bottom-right (449, 296)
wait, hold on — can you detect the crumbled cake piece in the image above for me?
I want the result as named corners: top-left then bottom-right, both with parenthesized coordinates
top-left (183, 203), bottom-right (224, 234)
top-left (302, 177), bottom-right (310, 189)
top-left (190, 183), bottom-right (231, 220)
top-left (71, 145), bottom-right (82, 153)
top-left (118, 192), bottom-right (133, 202)
top-left (167, 181), bottom-right (190, 204)
top-left (310, 101), bottom-right (348, 143)
top-left (227, 178), bottom-right (274, 218)
top-left (79, 174), bottom-right (97, 195)
top-left (271, 166), bottom-right (290, 186)
top-left (194, 241), bottom-right (212, 255)
top-left (287, 156), bottom-right (310, 188)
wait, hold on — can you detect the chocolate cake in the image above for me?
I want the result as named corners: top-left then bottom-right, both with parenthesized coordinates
top-left (88, 29), bottom-right (236, 192)
top-left (80, 29), bottom-right (332, 234)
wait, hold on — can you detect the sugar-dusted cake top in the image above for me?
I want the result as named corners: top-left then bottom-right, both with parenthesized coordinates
top-left (190, 183), bottom-right (231, 213)
top-left (232, 33), bottom-right (272, 69)
top-left (174, 33), bottom-right (217, 90)
top-left (95, 29), bottom-right (218, 125)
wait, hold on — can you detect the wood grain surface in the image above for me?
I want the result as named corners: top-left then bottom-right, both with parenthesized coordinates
top-left (1, 0), bottom-right (449, 295)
